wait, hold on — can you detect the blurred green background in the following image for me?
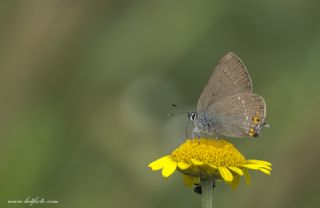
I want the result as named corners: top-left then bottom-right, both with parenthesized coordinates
top-left (1, 0), bottom-right (320, 207)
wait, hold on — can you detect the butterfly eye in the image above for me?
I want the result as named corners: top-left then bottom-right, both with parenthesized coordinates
top-left (188, 112), bottom-right (196, 121)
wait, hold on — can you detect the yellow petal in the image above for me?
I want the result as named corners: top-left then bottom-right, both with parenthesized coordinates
top-left (148, 155), bottom-right (171, 171)
top-left (247, 159), bottom-right (272, 166)
top-left (203, 163), bottom-right (217, 174)
top-left (182, 174), bottom-right (197, 187)
top-left (259, 165), bottom-right (271, 171)
top-left (162, 159), bottom-right (177, 177)
top-left (178, 162), bottom-right (191, 170)
top-left (241, 163), bottom-right (260, 170)
top-left (257, 164), bottom-right (272, 171)
top-left (218, 167), bottom-right (234, 182)
top-left (243, 169), bottom-right (251, 186)
top-left (231, 175), bottom-right (240, 190)
top-left (208, 164), bottom-right (217, 169)
top-left (191, 159), bottom-right (204, 166)
top-left (228, 167), bottom-right (243, 176)
top-left (258, 168), bottom-right (271, 175)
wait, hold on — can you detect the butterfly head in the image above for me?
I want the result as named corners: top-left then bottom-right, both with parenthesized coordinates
top-left (188, 112), bottom-right (197, 121)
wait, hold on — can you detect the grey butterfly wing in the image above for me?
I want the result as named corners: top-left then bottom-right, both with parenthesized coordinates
top-left (197, 52), bottom-right (252, 113)
top-left (207, 93), bottom-right (266, 137)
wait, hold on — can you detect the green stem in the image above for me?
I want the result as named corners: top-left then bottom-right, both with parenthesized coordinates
top-left (201, 178), bottom-right (215, 208)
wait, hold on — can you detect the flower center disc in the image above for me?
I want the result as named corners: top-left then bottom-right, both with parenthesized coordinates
top-left (171, 139), bottom-right (246, 167)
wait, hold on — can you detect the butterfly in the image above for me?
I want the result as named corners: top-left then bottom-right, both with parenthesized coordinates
top-left (188, 52), bottom-right (267, 138)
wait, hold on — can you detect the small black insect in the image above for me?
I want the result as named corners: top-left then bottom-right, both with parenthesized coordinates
top-left (193, 183), bottom-right (202, 194)
top-left (193, 182), bottom-right (216, 195)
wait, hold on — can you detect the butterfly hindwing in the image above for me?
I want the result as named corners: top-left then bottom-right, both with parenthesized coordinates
top-left (203, 93), bottom-right (266, 137)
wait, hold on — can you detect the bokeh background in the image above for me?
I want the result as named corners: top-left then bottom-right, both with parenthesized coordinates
top-left (1, 0), bottom-right (320, 208)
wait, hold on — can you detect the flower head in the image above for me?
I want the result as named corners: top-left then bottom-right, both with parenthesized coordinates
top-left (148, 138), bottom-right (271, 189)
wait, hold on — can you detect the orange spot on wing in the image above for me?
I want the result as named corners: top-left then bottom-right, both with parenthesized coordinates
top-left (252, 116), bottom-right (261, 124)
top-left (248, 128), bottom-right (256, 137)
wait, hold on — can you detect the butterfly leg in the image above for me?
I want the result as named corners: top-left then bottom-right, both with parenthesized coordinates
top-left (213, 129), bottom-right (219, 139)
top-left (191, 127), bottom-right (200, 143)
top-left (197, 132), bottom-right (201, 144)
top-left (191, 129), bottom-right (195, 143)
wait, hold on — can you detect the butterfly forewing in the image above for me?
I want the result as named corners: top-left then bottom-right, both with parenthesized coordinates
top-left (197, 52), bottom-right (252, 113)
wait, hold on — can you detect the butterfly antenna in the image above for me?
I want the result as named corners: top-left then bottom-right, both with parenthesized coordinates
top-left (167, 111), bottom-right (189, 117)
top-left (167, 104), bottom-right (180, 117)
top-left (167, 104), bottom-right (189, 117)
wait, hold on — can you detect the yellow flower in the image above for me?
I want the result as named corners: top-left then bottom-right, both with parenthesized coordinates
top-left (148, 139), bottom-right (271, 190)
